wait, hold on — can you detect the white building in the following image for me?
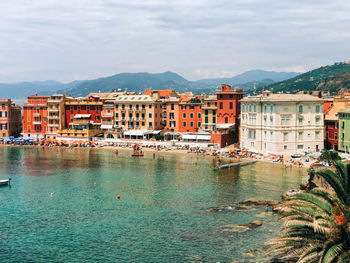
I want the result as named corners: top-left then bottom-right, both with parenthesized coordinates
top-left (240, 91), bottom-right (324, 155)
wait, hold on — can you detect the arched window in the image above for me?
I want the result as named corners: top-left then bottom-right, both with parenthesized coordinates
top-left (225, 117), bottom-right (228, 123)
top-left (106, 134), bottom-right (114, 139)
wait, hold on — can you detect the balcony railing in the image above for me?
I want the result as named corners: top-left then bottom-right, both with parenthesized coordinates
top-left (48, 109), bottom-right (59, 112)
top-left (48, 124), bottom-right (59, 127)
top-left (33, 121), bottom-right (41, 125)
top-left (48, 115), bottom-right (59, 119)
top-left (33, 113), bottom-right (40, 117)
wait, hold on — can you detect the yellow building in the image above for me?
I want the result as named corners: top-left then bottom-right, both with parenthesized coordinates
top-left (46, 94), bottom-right (67, 139)
top-left (201, 95), bottom-right (217, 131)
top-left (114, 93), bottom-right (164, 139)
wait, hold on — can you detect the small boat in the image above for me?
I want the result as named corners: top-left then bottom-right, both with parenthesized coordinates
top-left (132, 144), bottom-right (144, 157)
top-left (291, 155), bottom-right (301, 158)
top-left (282, 188), bottom-right (300, 200)
top-left (0, 178), bottom-right (11, 186)
top-left (132, 153), bottom-right (144, 157)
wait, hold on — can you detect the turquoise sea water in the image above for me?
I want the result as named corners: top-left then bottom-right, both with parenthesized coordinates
top-left (0, 147), bottom-right (304, 262)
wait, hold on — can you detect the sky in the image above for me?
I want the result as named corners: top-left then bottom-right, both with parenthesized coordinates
top-left (0, 0), bottom-right (349, 83)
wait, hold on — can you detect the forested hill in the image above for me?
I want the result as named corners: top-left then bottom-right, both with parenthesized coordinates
top-left (260, 62), bottom-right (350, 94)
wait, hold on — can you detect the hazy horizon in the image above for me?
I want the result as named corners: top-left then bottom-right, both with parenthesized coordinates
top-left (0, 1), bottom-right (349, 82)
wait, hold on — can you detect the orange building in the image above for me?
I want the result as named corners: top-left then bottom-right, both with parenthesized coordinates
top-left (211, 84), bottom-right (244, 147)
top-left (23, 95), bottom-right (50, 140)
top-left (217, 84), bottom-right (244, 124)
top-left (178, 94), bottom-right (203, 133)
top-left (0, 99), bottom-right (21, 138)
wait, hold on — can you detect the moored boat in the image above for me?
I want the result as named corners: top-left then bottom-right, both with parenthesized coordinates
top-left (0, 178), bottom-right (11, 186)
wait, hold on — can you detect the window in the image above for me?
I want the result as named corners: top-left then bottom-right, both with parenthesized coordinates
top-left (335, 133), bottom-right (338, 140)
top-left (229, 94), bottom-right (233, 99)
top-left (298, 105), bottom-right (303, 113)
top-left (316, 105), bottom-right (320, 113)
top-left (284, 145), bottom-right (288, 150)
top-left (270, 105), bottom-right (273, 112)
top-left (270, 116), bottom-right (273, 125)
top-left (205, 117), bottom-right (208, 123)
top-left (229, 102), bottom-right (233, 109)
top-left (198, 122), bottom-right (201, 127)
top-left (219, 102), bottom-right (223, 109)
top-left (264, 116), bottom-right (267, 125)
top-left (205, 110), bottom-right (208, 115)
top-left (190, 113), bottom-right (194, 118)
top-left (213, 116), bottom-right (216, 123)
top-left (183, 113), bottom-right (186, 118)
top-left (129, 105), bottom-right (132, 110)
top-left (181, 105), bottom-right (186, 110)
top-left (298, 132), bottom-right (303, 140)
top-left (297, 145), bottom-right (303, 150)
top-left (170, 104), bottom-right (174, 110)
top-left (249, 105), bottom-right (252, 112)
top-left (264, 131), bottom-right (267, 139)
top-left (190, 122), bottom-right (194, 127)
top-left (219, 94), bottom-right (223, 99)
top-left (315, 131), bottom-right (320, 139)
top-left (316, 117), bottom-right (320, 125)
top-left (198, 113), bottom-right (201, 119)
top-left (326, 132), bottom-right (329, 139)
top-left (225, 117), bottom-right (228, 123)
top-left (264, 105), bottom-right (267, 112)
top-left (283, 132), bottom-right (288, 141)
top-left (149, 105), bottom-right (152, 109)
top-left (183, 121), bottom-right (186, 127)
top-left (253, 105), bottom-right (256, 112)
top-left (299, 118), bottom-right (303, 125)
top-left (115, 105), bottom-right (118, 109)
top-left (148, 113), bottom-right (152, 118)
top-left (148, 122), bottom-right (153, 128)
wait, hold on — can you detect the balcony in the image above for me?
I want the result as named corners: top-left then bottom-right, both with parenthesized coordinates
top-left (48, 124), bottom-right (59, 127)
top-left (48, 109), bottom-right (59, 113)
top-left (33, 113), bottom-right (40, 117)
top-left (48, 115), bottom-right (59, 119)
top-left (33, 121), bottom-right (41, 125)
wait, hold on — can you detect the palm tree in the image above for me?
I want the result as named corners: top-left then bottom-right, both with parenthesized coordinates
top-left (267, 161), bottom-right (350, 262)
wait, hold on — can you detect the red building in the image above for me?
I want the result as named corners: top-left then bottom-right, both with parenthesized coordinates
top-left (178, 95), bottom-right (202, 133)
top-left (324, 98), bottom-right (350, 151)
top-left (23, 95), bottom-right (50, 139)
top-left (64, 96), bottom-right (103, 128)
top-left (211, 84), bottom-right (244, 147)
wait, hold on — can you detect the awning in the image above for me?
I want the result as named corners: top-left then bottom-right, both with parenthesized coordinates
top-left (182, 134), bottom-right (197, 140)
top-left (124, 130), bottom-right (148, 136)
top-left (216, 123), bottom-right (235, 129)
top-left (196, 135), bottom-right (211, 141)
top-left (74, 114), bottom-right (91, 119)
top-left (101, 125), bottom-right (113, 129)
top-left (151, 130), bottom-right (160, 134)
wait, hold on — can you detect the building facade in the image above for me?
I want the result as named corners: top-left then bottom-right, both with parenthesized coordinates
top-left (201, 95), bottom-right (217, 132)
top-left (240, 91), bottom-right (324, 154)
top-left (178, 96), bottom-right (202, 133)
top-left (46, 94), bottom-right (66, 139)
top-left (56, 96), bottom-right (103, 141)
top-left (23, 95), bottom-right (50, 139)
top-left (0, 99), bottom-right (21, 138)
top-left (338, 108), bottom-right (350, 153)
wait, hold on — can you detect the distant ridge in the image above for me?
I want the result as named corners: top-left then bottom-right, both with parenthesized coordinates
top-left (0, 69), bottom-right (300, 99)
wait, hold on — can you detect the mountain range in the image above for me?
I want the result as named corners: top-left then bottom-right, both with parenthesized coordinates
top-left (0, 70), bottom-right (299, 100)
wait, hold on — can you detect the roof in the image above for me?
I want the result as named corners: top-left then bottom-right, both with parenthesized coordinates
top-left (325, 102), bottom-right (349, 121)
top-left (240, 93), bottom-right (323, 102)
top-left (338, 108), bottom-right (350, 114)
top-left (143, 90), bottom-right (176, 98)
top-left (203, 95), bottom-right (217, 101)
top-left (115, 95), bottom-right (155, 103)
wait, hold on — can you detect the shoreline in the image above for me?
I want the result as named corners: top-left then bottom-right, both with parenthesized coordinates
top-left (1, 144), bottom-right (308, 170)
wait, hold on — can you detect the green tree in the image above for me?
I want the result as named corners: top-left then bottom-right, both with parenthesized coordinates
top-left (267, 161), bottom-right (350, 262)
top-left (318, 150), bottom-right (341, 166)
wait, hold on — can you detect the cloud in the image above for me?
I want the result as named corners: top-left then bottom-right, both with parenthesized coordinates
top-left (0, 0), bottom-right (349, 82)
